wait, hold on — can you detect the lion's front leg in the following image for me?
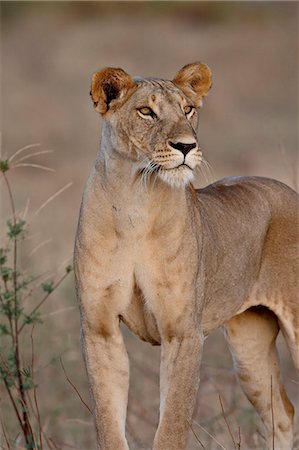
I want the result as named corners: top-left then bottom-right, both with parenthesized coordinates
top-left (153, 321), bottom-right (203, 450)
top-left (75, 236), bottom-right (132, 450)
top-left (82, 317), bottom-right (130, 450)
top-left (140, 238), bottom-right (203, 450)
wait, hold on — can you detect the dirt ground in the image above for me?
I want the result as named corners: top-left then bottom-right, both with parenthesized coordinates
top-left (1, 2), bottom-right (298, 449)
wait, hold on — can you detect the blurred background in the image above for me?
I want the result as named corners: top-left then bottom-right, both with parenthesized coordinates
top-left (1, 2), bottom-right (298, 449)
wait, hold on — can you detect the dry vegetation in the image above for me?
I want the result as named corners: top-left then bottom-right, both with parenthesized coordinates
top-left (1, 2), bottom-right (298, 449)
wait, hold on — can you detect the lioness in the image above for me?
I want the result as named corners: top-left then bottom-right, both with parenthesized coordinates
top-left (74, 63), bottom-right (298, 450)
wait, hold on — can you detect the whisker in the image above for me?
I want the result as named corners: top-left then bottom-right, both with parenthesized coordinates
top-left (148, 162), bottom-right (160, 190)
top-left (138, 159), bottom-right (160, 190)
top-left (152, 165), bottom-right (161, 190)
top-left (132, 156), bottom-right (149, 186)
top-left (202, 157), bottom-right (215, 181)
top-left (196, 156), bottom-right (215, 186)
top-left (196, 164), bottom-right (210, 186)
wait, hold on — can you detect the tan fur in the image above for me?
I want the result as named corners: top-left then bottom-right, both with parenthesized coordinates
top-left (173, 62), bottom-right (212, 107)
top-left (74, 63), bottom-right (299, 449)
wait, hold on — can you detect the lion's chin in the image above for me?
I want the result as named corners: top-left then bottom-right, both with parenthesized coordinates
top-left (158, 165), bottom-right (194, 188)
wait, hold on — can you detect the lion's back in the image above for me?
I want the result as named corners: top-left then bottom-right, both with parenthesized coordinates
top-left (198, 176), bottom-right (298, 218)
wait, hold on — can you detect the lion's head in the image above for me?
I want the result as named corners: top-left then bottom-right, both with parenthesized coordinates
top-left (90, 63), bottom-right (212, 188)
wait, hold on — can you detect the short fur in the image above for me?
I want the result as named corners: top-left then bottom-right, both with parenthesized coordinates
top-left (74, 62), bottom-right (298, 450)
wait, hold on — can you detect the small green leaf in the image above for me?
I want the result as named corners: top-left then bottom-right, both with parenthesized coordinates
top-left (1, 266), bottom-right (13, 282)
top-left (41, 281), bottom-right (54, 294)
top-left (0, 324), bottom-right (10, 335)
top-left (66, 264), bottom-right (73, 274)
top-left (21, 367), bottom-right (35, 391)
top-left (7, 218), bottom-right (27, 240)
top-left (17, 279), bottom-right (30, 291)
top-left (23, 312), bottom-right (42, 326)
top-left (3, 290), bottom-right (13, 301)
top-left (25, 436), bottom-right (36, 450)
top-left (22, 367), bottom-right (31, 377)
top-left (0, 249), bottom-right (7, 266)
top-left (0, 159), bottom-right (10, 172)
top-left (0, 300), bottom-right (14, 318)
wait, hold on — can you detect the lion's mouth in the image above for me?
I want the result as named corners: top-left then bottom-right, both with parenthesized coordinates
top-left (138, 161), bottom-right (195, 188)
top-left (158, 163), bottom-right (193, 172)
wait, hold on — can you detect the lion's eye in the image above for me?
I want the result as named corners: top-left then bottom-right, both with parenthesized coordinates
top-left (184, 105), bottom-right (194, 116)
top-left (137, 107), bottom-right (156, 118)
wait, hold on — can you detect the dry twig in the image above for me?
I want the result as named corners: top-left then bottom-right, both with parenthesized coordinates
top-left (270, 375), bottom-right (275, 450)
top-left (192, 419), bottom-right (227, 450)
top-left (30, 325), bottom-right (43, 450)
top-left (60, 357), bottom-right (92, 414)
top-left (188, 420), bottom-right (206, 448)
top-left (219, 394), bottom-right (238, 449)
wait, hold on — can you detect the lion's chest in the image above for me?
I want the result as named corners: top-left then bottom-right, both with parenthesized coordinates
top-left (108, 204), bottom-right (201, 342)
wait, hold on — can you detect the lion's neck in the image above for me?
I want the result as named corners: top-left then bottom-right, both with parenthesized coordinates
top-left (93, 134), bottom-right (191, 229)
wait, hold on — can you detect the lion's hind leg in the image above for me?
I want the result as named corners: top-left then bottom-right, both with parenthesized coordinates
top-left (277, 312), bottom-right (299, 373)
top-left (224, 307), bottom-right (294, 450)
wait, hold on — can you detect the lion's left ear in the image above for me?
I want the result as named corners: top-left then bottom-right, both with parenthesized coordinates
top-left (173, 62), bottom-right (212, 107)
top-left (90, 67), bottom-right (136, 114)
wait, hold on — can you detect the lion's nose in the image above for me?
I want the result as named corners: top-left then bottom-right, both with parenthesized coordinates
top-left (168, 140), bottom-right (197, 156)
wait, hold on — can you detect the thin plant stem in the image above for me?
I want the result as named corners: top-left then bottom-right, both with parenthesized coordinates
top-left (188, 420), bottom-right (205, 449)
top-left (48, 436), bottom-right (62, 450)
top-left (28, 238), bottom-right (52, 257)
top-left (2, 173), bottom-right (19, 356)
top-left (31, 326), bottom-right (43, 450)
top-left (3, 277), bottom-right (15, 344)
top-left (1, 152), bottom-right (73, 448)
top-left (0, 353), bottom-right (19, 391)
top-left (2, 171), bottom-right (35, 447)
top-left (12, 163), bottom-right (54, 172)
top-left (8, 144), bottom-right (41, 163)
top-left (219, 394), bottom-right (237, 450)
top-left (2, 377), bottom-right (24, 433)
top-left (1, 173), bottom-right (17, 328)
top-left (31, 182), bottom-right (73, 221)
top-left (21, 198), bottom-right (31, 221)
top-left (1, 151), bottom-right (72, 446)
top-left (0, 292), bottom-right (14, 339)
top-left (60, 357), bottom-right (92, 414)
top-left (270, 375), bottom-right (275, 450)
top-left (14, 150), bottom-right (53, 164)
top-left (41, 431), bottom-right (56, 450)
top-left (192, 419), bottom-right (227, 450)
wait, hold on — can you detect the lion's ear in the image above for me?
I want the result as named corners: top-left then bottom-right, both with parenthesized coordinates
top-left (90, 67), bottom-right (136, 114)
top-left (173, 62), bottom-right (212, 107)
